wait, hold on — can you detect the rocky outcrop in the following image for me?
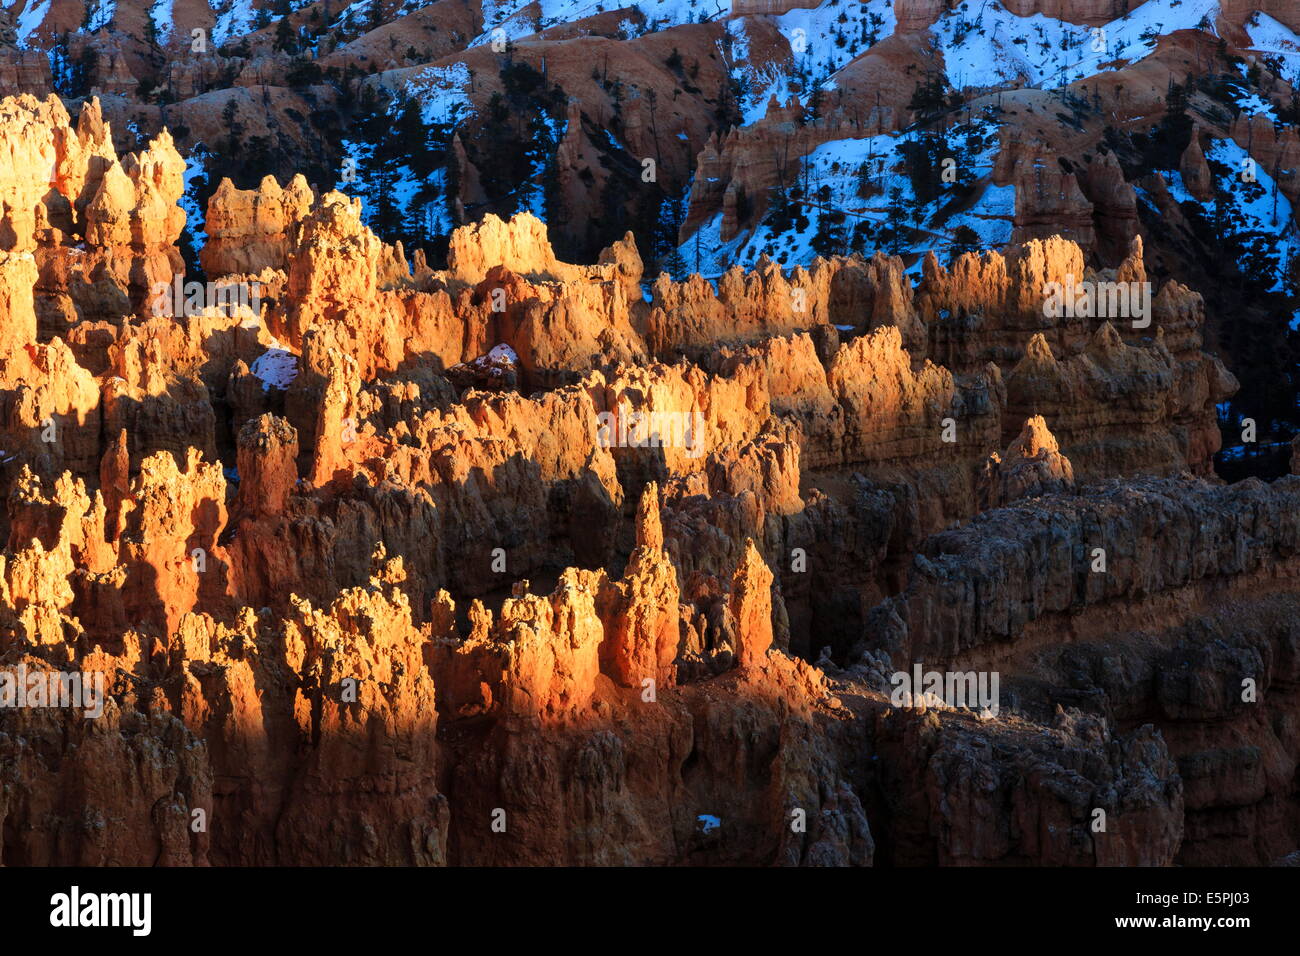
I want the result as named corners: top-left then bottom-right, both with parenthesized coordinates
top-left (201, 174), bottom-right (314, 277)
top-left (862, 475), bottom-right (1300, 864)
top-left (979, 414), bottom-right (1075, 508)
top-left (869, 475), bottom-right (1300, 665)
top-left (0, 96), bottom-right (188, 333)
top-left (649, 251), bottom-right (926, 357)
top-left (448, 211), bottom-right (642, 292)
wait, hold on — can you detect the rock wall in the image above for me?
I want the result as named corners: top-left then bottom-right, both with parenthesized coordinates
top-left (862, 475), bottom-right (1300, 864)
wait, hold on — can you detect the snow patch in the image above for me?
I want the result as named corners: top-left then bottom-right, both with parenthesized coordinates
top-left (1246, 12), bottom-right (1300, 87)
top-left (775, 0), bottom-right (896, 91)
top-left (180, 147), bottom-right (210, 253)
top-left (86, 0), bottom-right (116, 31)
top-left (209, 0), bottom-right (261, 48)
top-left (726, 0), bottom-right (896, 120)
top-left (404, 63), bottom-right (475, 126)
top-left (1162, 138), bottom-right (1300, 296)
top-left (250, 340), bottom-right (299, 391)
top-left (150, 0), bottom-right (175, 43)
top-left (680, 110), bottom-right (1012, 274)
top-left (16, 0), bottom-right (53, 48)
top-left (473, 0), bottom-right (723, 47)
top-left (932, 0), bottom-right (1222, 92)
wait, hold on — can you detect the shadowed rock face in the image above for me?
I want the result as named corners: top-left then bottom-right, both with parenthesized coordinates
top-left (0, 92), bottom-right (1296, 868)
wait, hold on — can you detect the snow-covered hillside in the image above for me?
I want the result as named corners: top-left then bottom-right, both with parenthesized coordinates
top-left (724, 0), bottom-right (896, 122)
top-left (475, 0), bottom-right (725, 46)
top-left (1158, 138), bottom-right (1300, 300)
top-left (1246, 12), bottom-right (1300, 88)
top-left (932, 0), bottom-right (1222, 91)
top-left (680, 110), bottom-right (1012, 273)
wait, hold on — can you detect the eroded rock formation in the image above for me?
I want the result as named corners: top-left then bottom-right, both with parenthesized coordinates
top-left (0, 93), bottom-right (1295, 869)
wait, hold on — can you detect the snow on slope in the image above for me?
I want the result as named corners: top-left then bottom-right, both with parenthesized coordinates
top-left (335, 137), bottom-right (455, 239)
top-left (180, 147), bottom-right (211, 254)
top-left (209, 0), bottom-right (260, 47)
top-left (85, 0), bottom-right (116, 31)
top-left (150, 0), bottom-right (175, 43)
top-left (933, 0), bottom-right (1221, 91)
top-left (723, 0), bottom-right (896, 122)
top-left (1230, 64), bottom-right (1277, 119)
top-left (724, 19), bottom-right (793, 125)
top-left (212, 0), bottom-right (320, 45)
top-left (330, 0), bottom-right (424, 38)
top-left (1246, 12), bottom-right (1300, 87)
top-left (251, 340), bottom-right (299, 391)
top-left (15, 0), bottom-right (53, 48)
top-left (1161, 138), bottom-right (1299, 296)
top-left (331, 65), bottom-right (476, 236)
top-left (404, 63), bottom-right (475, 126)
top-left (681, 110), bottom-right (1012, 273)
top-left (773, 0), bottom-right (895, 87)
top-left (475, 0), bottom-right (723, 46)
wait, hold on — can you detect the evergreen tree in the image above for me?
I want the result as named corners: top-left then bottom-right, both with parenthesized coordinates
top-left (949, 225), bottom-right (982, 262)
